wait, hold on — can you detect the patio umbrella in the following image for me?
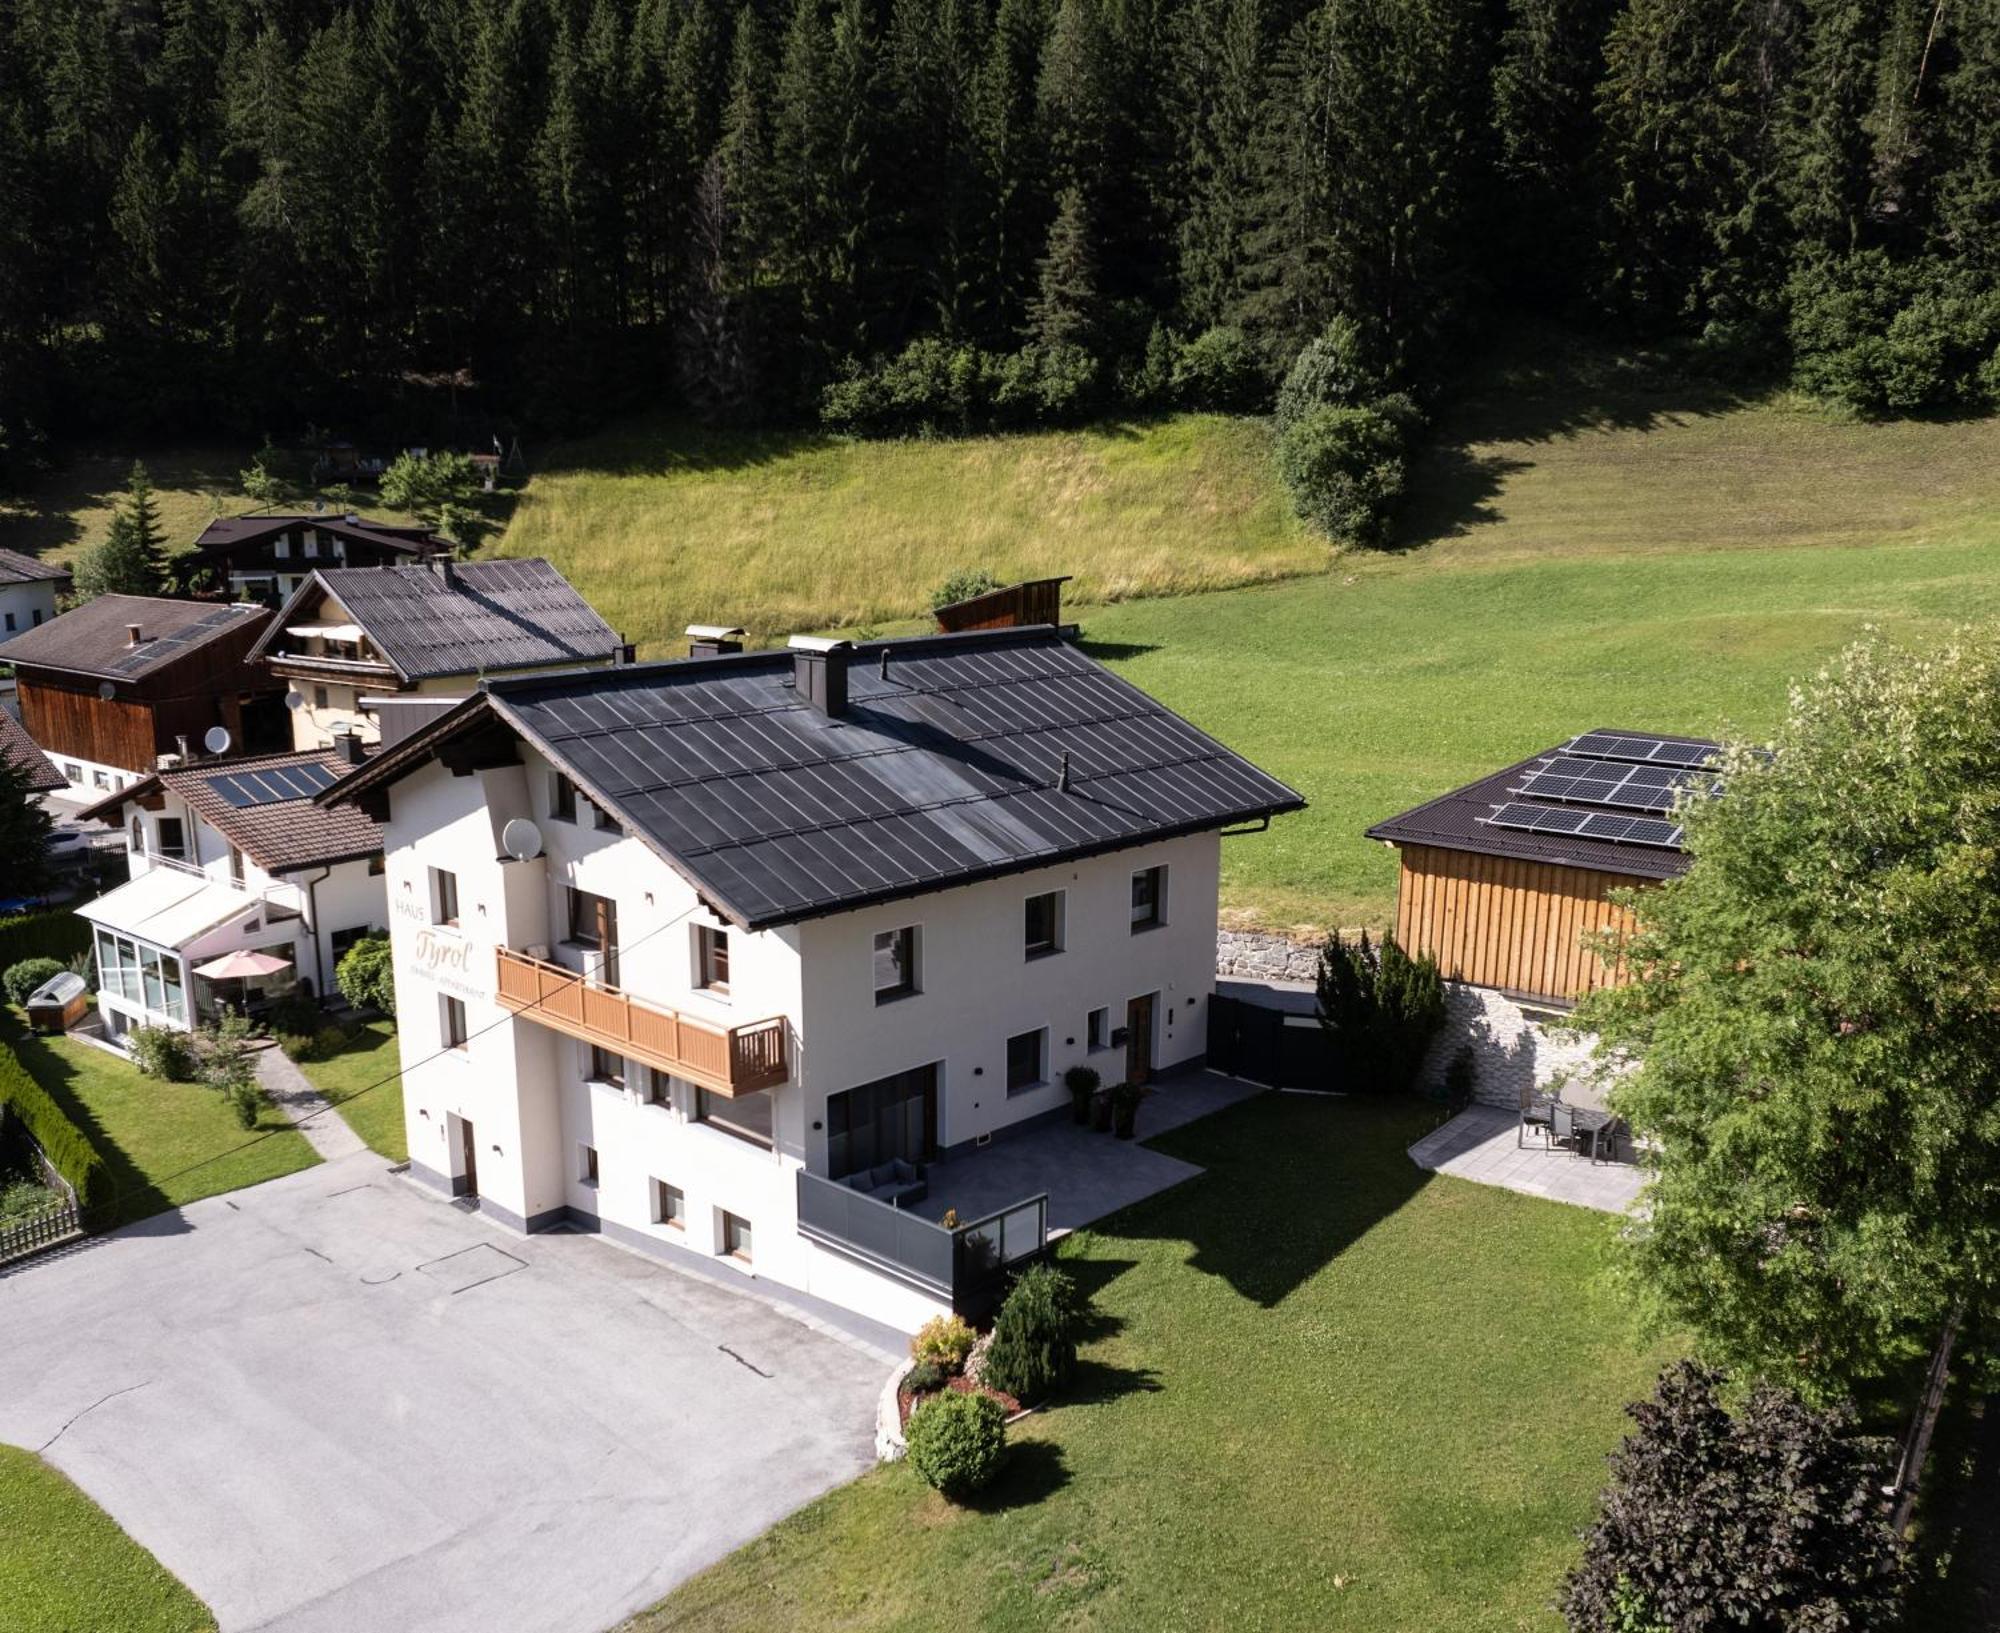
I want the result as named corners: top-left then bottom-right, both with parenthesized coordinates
top-left (193, 950), bottom-right (293, 980)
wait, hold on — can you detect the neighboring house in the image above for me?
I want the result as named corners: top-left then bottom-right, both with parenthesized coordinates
top-left (1365, 729), bottom-right (1717, 1006)
top-left (0, 548), bottom-right (69, 636)
top-left (0, 596), bottom-right (285, 800)
top-left (247, 559), bottom-right (627, 751)
top-left (192, 512), bottom-right (443, 605)
top-left (0, 708), bottom-right (66, 795)
top-left (322, 627), bottom-right (1302, 1329)
top-left (76, 738), bottom-right (385, 1037)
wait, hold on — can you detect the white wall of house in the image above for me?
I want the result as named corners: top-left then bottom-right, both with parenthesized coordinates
top-left (47, 751), bottom-right (144, 804)
top-left (376, 739), bottom-right (1224, 1330)
top-left (0, 581), bottom-right (58, 637)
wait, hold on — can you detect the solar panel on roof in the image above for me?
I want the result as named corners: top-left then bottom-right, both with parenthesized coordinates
top-left (1488, 801), bottom-right (1684, 850)
top-left (1565, 731), bottom-right (1716, 769)
top-left (1511, 754), bottom-right (1721, 815)
top-left (204, 762), bottom-right (339, 808)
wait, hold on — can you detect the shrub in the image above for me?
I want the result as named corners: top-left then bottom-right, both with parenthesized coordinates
top-left (1788, 251), bottom-right (2000, 414)
top-left (199, 1008), bottom-right (258, 1103)
top-left (1063, 1064), bottom-right (1099, 1125)
top-left (904, 1389), bottom-right (1007, 1500)
top-left (1275, 316), bottom-right (1391, 432)
top-left (1562, 1361), bottom-right (1904, 1631)
top-left (1170, 325), bottom-right (1265, 411)
top-left (0, 1041), bottom-right (106, 1217)
top-left (912, 1312), bottom-right (978, 1371)
top-left (335, 933), bottom-right (395, 1016)
top-left (981, 1263), bottom-right (1083, 1402)
top-left (224, 1079), bottom-right (261, 1130)
top-left (0, 910), bottom-right (92, 972)
top-left (1315, 930), bottom-right (1447, 1092)
top-left (127, 1024), bottom-right (201, 1082)
top-left (4, 957), bottom-right (64, 1007)
top-left (902, 1359), bottom-right (947, 1396)
top-left (266, 993), bottom-right (323, 1039)
top-left (930, 568), bottom-right (1000, 612)
top-left (1275, 403), bottom-right (1409, 547)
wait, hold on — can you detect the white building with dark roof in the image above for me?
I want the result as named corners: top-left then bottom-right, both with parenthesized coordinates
top-left (322, 627), bottom-right (1302, 1330)
top-left (192, 512), bottom-right (443, 604)
top-left (0, 547), bottom-right (69, 636)
top-left (247, 559), bottom-right (628, 751)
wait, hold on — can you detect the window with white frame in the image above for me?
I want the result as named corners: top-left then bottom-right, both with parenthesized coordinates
top-left (578, 1144), bottom-right (599, 1185)
top-left (439, 993), bottom-right (468, 1049)
top-left (1024, 890), bottom-right (1065, 958)
top-left (156, 816), bottom-right (186, 861)
top-left (721, 1210), bottom-right (753, 1261)
top-left (430, 866), bottom-right (459, 926)
top-left (587, 1044), bottom-right (625, 1088)
top-left (1087, 1006), bottom-right (1109, 1050)
top-left (653, 1179), bottom-right (685, 1228)
top-left (872, 925), bottom-right (918, 1002)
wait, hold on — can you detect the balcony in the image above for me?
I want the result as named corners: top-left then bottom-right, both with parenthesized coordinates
top-left (493, 946), bottom-right (787, 1096)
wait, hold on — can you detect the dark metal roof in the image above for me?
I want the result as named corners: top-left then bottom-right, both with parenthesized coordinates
top-left (83, 747), bottom-right (384, 874)
top-left (0, 709), bottom-right (65, 792)
top-left (0, 548), bottom-right (69, 587)
top-left (250, 560), bottom-right (622, 683)
top-left (1364, 728), bottom-right (1723, 882)
top-left (194, 513), bottom-right (438, 557)
top-left (326, 627), bottom-right (1305, 929)
top-left (0, 596), bottom-right (270, 681)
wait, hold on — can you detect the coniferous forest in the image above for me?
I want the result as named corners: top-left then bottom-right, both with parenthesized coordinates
top-left (3, 0), bottom-right (1999, 471)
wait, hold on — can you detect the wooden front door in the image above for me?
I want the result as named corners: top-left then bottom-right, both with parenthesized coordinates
top-left (457, 1116), bottom-right (479, 1198)
top-left (1126, 993), bottom-right (1156, 1086)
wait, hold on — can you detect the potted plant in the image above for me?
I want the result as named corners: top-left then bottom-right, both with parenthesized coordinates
top-left (1064, 1064), bottom-right (1100, 1126)
top-left (1112, 1080), bottom-right (1145, 1139)
top-left (1091, 1085), bottom-right (1116, 1133)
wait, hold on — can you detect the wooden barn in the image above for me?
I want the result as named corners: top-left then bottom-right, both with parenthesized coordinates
top-left (933, 575), bottom-right (1070, 634)
top-left (1365, 730), bottom-right (1718, 1006)
top-left (0, 596), bottom-right (287, 797)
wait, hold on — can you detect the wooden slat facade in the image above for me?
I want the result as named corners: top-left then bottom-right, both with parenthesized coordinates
top-left (1392, 843), bottom-right (1653, 1003)
top-left (933, 577), bottom-right (1069, 634)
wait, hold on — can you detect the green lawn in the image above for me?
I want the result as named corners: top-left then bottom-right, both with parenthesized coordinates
top-left (2, 1014), bottom-right (317, 1226)
top-left (633, 1093), bottom-right (1673, 1633)
top-left (296, 1020), bottom-right (406, 1162)
top-left (0, 1445), bottom-right (212, 1633)
top-left (493, 414), bottom-right (1319, 654)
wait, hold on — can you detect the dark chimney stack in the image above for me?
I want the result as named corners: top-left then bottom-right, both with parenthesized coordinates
top-left (431, 556), bottom-right (457, 588)
top-left (685, 624), bottom-right (746, 659)
top-left (126, 623), bottom-right (144, 648)
top-left (789, 636), bottom-right (852, 718)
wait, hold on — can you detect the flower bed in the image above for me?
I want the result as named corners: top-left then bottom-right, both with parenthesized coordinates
top-left (897, 1371), bottom-right (1021, 1430)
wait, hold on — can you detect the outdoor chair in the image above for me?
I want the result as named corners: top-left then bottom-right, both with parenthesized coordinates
top-left (1548, 1102), bottom-right (1578, 1156)
top-left (1517, 1080), bottom-right (1560, 1149)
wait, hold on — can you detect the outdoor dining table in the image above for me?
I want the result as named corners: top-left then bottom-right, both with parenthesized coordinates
top-left (1563, 1104), bottom-right (1626, 1166)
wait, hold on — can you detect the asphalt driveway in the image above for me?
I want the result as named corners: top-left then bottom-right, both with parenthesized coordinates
top-left (0, 1153), bottom-right (888, 1633)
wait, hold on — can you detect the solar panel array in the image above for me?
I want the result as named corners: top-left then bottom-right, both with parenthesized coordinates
top-left (1482, 730), bottom-right (1720, 853)
top-left (205, 761), bottom-right (340, 808)
top-left (105, 604), bottom-right (258, 677)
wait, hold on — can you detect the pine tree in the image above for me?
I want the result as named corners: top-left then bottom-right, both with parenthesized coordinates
top-left (1171, 0), bottom-right (1269, 332)
top-left (970, 0), bottom-right (1048, 340)
top-left (1028, 184), bottom-right (1101, 349)
top-left (74, 461), bottom-right (170, 599)
top-left (0, 747), bottom-right (56, 896)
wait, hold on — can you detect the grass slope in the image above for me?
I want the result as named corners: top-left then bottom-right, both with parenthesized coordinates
top-left (0, 1445), bottom-right (212, 1633)
top-left (634, 1093), bottom-right (1671, 1633)
top-left (493, 415), bottom-right (1318, 653)
top-left (297, 1020), bottom-right (406, 1162)
top-left (0, 450), bottom-right (247, 570)
top-left (3, 1014), bottom-right (317, 1226)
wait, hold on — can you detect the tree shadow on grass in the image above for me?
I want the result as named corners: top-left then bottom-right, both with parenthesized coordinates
top-left (3, 1025), bottom-right (176, 1229)
top-left (1081, 1090), bottom-right (1437, 1309)
top-left (0, 449), bottom-right (245, 561)
top-left (964, 1439), bottom-right (1071, 1513)
top-left (1075, 638), bottom-right (1161, 663)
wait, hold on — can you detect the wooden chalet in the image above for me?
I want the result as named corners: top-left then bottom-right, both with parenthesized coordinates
top-left (192, 512), bottom-right (444, 606)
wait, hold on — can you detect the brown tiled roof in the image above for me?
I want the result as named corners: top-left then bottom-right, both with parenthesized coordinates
top-left (0, 709), bottom-right (64, 792)
top-left (0, 596), bottom-right (270, 681)
top-left (84, 747), bottom-right (383, 874)
top-left (0, 548), bottom-right (69, 587)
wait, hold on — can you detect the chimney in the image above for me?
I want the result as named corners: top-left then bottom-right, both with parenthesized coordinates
top-left (126, 623), bottom-right (144, 648)
top-left (686, 623), bottom-right (746, 659)
top-left (331, 727), bottom-right (367, 768)
top-left (175, 735), bottom-right (191, 764)
top-left (431, 556), bottom-right (457, 588)
top-left (788, 636), bottom-right (852, 718)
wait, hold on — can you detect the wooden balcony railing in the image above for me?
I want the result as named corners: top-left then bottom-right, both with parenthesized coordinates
top-left (494, 946), bottom-right (787, 1096)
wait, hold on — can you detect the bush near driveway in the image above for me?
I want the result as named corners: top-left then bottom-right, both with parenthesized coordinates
top-left (904, 1391), bottom-right (1007, 1501)
top-left (0, 1034), bottom-right (106, 1216)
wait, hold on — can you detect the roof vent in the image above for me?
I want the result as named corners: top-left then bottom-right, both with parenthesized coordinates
top-left (430, 556), bottom-right (457, 588)
top-left (1057, 750), bottom-right (1071, 793)
top-left (126, 623), bottom-right (144, 647)
top-left (788, 635), bottom-right (852, 718)
top-left (344, 512), bottom-right (360, 525)
top-left (686, 623), bottom-right (747, 659)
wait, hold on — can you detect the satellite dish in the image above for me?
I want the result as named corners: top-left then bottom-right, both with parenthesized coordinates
top-left (284, 690), bottom-right (307, 712)
top-left (501, 818), bottom-right (544, 863)
top-left (203, 726), bottom-right (233, 756)
top-left (97, 681), bottom-right (115, 701)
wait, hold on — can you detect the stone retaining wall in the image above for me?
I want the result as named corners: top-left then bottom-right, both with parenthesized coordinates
top-left (1215, 929), bottom-right (1321, 983)
top-left (1419, 984), bottom-right (1607, 1111)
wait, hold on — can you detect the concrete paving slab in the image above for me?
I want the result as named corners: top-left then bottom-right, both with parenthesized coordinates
top-left (0, 1153), bottom-right (885, 1633)
top-left (1408, 1104), bottom-right (1648, 1214)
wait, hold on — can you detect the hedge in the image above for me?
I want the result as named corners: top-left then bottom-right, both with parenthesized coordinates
top-left (0, 1039), bottom-right (107, 1219)
top-left (0, 910), bottom-right (93, 972)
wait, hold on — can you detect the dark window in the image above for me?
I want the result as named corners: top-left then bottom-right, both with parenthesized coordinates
top-left (695, 924), bottom-right (730, 992)
top-left (1006, 1029), bottom-right (1045, 1093)
top-left (440, 994), bottom-right (468, 1049)
top-left (825, 1065), bottom-right (937, 1178)
top-left (1087, 1006), bottom-right (1109, 1050)
top-left (654, 1180), bottom-right (685, 1227)
top-left (1024, 891), bottom-right (1064, 958)
top-left (1131, 865), bottom-right (1165, 930)
top-left (367, 854), bottom-right (385, 876)
top-left (641, 1067), bottom-right (672, 1107)
top-left (313, 685), bottom-right (330, 710)
top-left (550, 773), bottom-right (578, 823)
top-left (330, 925), bottom-right (373, 960)
top-left (30, 609), bottom-right (41, 627)
top-left (872, 926), bottom-right (917, 1002)
top-left (567, 888), bottom-right (618, 983)
top-left (588, 1044), bottom-right (625, 1088)
top-left (130, 816), bottom-right (144, 854)
top-left (721, 1211), bottom-right (753, 1261)
top-left (593, 800), bottom-right (619, 833)
top-left (697, 1086), bottom-right (772, 1149)
top-left (3, 613), bottom-right (13, 632)
top-left (431, 866), bottom-right (459, 926)
top-left (580, 1145), bottom-right (599, 1184)
top-left (156, 817), bottom-right (186, 861)
top-left (228, 846), bottom-right (246, 885)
